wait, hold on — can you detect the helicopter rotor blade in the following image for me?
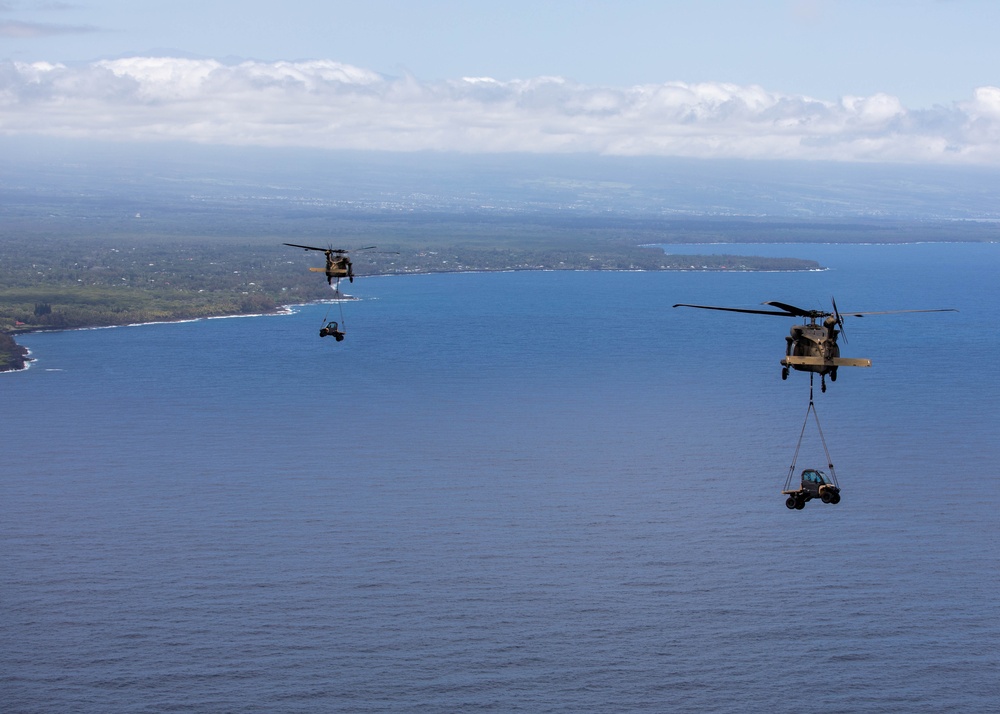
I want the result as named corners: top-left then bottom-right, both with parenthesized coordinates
top-left (353, 247), bottom-right (400, 255)
top-left (673, 303), bottom-right (799, 316)
top-left (675, 301), bottom-right (957, 322)
top-left (284, 243), bottom-right (385, 255)
top-left (836, 308), bottom-right (959, 317)
top-left (832, 296), bottom-right (847, 344)
top-left (762, 301), bottom-right (828, 318)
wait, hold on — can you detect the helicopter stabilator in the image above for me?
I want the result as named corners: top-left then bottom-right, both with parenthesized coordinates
top-left (673, 298), bottom-right (956, 392)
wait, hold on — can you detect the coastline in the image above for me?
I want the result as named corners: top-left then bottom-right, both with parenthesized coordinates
top-left (0, 298), bottom-right (362, 372)
top-left (0, 251), bottom-right (857, 373)
top-left (0, 262), bottom-right (816, 374)
top-left (0, 333), bottom-right (30, 374)
top-left (0, 241), bottom-right (928, 372)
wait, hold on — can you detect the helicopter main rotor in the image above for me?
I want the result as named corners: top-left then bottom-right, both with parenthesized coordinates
top-left (673, 298), bottom-right (956, 391)
top-left (671, 301), bottom-right (825, 319)
top-left (283, 243), bottom-right (378, 255)
top-left (673, 300), bottom-right (956, 321)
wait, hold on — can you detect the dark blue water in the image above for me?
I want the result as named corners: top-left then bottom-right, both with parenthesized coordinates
top-left (3, 243), bottom-right (998, 713)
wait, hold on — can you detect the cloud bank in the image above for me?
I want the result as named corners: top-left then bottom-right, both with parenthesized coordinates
top-left (3, 56), bottom-right (1000, 164)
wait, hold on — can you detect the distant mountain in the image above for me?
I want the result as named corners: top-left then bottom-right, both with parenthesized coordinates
top-left (3, 138), bottom-right (1000, 223)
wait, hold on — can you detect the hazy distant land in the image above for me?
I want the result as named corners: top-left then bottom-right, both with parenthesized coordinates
top-left (0, 225), bottom-right (822, 337)
top-left (3, 144), bottom-right (999, 370)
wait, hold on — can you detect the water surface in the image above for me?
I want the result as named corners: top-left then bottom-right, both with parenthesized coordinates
top-left (3, 243), bottom-right (998, 712)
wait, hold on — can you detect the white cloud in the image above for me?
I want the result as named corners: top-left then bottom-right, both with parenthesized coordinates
top-left (966, 86), bottom-right (1000, 119)
top-left (2, 56), bottom-right (1000, 164)
top-left (841, 93), bottom-right (905, 124)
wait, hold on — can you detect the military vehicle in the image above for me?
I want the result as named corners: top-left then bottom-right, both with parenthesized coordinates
top-left (319, 320), bottom-right (345, 341)
top-left (783, 469), bottom-right (841, 510)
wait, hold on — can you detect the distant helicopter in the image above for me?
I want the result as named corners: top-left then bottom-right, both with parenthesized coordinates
top-left (283, 243), bottom-right (378, 284)
top-left (673, 299), bottom-right (956, 392)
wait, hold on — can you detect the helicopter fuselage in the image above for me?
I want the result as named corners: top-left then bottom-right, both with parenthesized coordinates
top-left (781, 318), bottom-right (871, 387)
top-left (785, 320), bottom-right (840, 374)
top-left (307, 255), bottom-right (354, 284)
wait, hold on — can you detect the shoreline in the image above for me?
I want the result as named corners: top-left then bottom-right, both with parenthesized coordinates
top-left (1, 262), bottom-right (795, 373)
top-left (3, 241), bottom-right (983, 373)
top-left (2, 261), bottom-right (817, 338)
top-left (3, 295), bottom-right (358, 336)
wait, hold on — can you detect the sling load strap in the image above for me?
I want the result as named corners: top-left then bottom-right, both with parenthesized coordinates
top-left (783, 377), bottom-right (839, 491)
top-left (335, 277), bottom-right (346, 330)
top-left (320, 278), bottom-right (347, 330)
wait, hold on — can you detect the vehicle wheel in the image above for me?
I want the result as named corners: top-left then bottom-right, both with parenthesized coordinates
top-left (794, 498), bottom-right (806, 510)
top-left (781, 368), bottom-right (789, 381)
top-left (831, 493), bottom-right (841, 504)
top-left (821, 492), bottom-right (832, 504)
top-left (785, 496), bottom-right (797, 509)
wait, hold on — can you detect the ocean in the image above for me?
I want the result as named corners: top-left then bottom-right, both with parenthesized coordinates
top-left (2, 242), bottom-right (998, 713)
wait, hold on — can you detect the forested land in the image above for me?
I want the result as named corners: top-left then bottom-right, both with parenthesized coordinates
top-left (0, 331), bottom-right (28, 371)
top-left (0, 214), bottom-right (834, 335)
top-left (6, 144), bottom-right (1000, 371)
top-left (6, 210), bottom-right (997, 371)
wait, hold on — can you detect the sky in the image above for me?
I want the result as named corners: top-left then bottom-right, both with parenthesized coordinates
top-left (3, 0), bottom-right (1000, 165)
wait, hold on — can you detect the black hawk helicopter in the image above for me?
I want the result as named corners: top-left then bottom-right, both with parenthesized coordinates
top-left (673, 299), bottom-right (956, 392)
top-left (284, 243), bottom-right (383, 343)
top-left (283, 243), bottom-right (379, 285)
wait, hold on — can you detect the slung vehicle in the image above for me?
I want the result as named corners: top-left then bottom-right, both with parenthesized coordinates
top-left (783, 468), bottom-right (841, 510)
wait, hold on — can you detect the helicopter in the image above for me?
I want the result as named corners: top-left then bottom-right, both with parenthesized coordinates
top-left (673, 299), bottom-right (956, 392)
top-left (283, 243), bottom-right (378, 284)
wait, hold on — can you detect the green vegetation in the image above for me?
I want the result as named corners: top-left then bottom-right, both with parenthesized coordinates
top-left (0, 331), bottom-right (29, 371)
top-left (2, 236), bottom-right (290, 333)
top-left (15, 211), bottom-right (995, 371)
top-left (5, 147), bottom-right (997, 371)
top-left (0, 220), bottom-right (823, 341)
